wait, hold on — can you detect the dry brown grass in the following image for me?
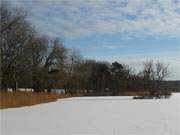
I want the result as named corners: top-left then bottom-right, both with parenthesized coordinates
top-left (118, 91), bottom-right (149, 96)
top-left (0, 91), bottom-right (71, 109)
top-left (0, 91), bottom-right (150, 109)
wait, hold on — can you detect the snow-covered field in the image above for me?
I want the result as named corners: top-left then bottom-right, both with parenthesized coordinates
top-left (1, 93), bottom-right (180, 135)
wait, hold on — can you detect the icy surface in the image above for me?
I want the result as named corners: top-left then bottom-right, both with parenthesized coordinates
top-left (1, 93), bottom-right (180, 135)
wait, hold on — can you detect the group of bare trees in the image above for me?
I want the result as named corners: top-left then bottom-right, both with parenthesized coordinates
top-left (64, 60), bottom-right (170, 95)
top-left (140, 61), bottom-right (169, 81)
top-left (0, 2), bottom-right (171, 95)
top-left (0, 2), bottom-right (67, 92)
top-left (138, 60), bottom-right (169, 92)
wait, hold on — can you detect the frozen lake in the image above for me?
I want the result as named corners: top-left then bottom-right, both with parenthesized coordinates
top-left (1, 93), bottom-right (180, 135)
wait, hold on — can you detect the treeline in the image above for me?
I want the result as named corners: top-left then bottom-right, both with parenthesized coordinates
top-left (0, 2), bottom-right (175, 95)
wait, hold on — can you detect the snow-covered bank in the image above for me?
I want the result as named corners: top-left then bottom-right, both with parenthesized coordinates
top-left (1, 93), bottom-right (180, 135)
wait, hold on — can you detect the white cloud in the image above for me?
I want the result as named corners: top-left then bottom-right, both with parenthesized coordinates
top-left (9, 0), bottom-right (180, 38)
top-left (6, 0), bottom-right (180, 80)
top-left (89, 44), bottom-right (126, 50)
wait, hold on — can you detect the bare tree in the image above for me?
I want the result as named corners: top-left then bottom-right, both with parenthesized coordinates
top-left (44, 39), bottom-right (67, 92)
top-left (155, 61), bottom-right (169, 81)
top-left (0, 2), bottom-right (31, 91)
top-left (65, 48), bottom-right (83, 93)
top-left (139, 60), bottom-right (171, 98)
top-left (140, 60), bottom-right (156, 95)
top-left (142, 60), bottom-right (155, 81)
top-left (25, 36), bottom-right (48, 91)
top-left (66, 48), bottom-right (82, 74)
top-left (0, 1), bottom-right (28, 33)
top-left (122, 64), bottom-right (136, 79)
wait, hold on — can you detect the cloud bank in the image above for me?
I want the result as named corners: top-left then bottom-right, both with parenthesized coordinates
top-left (10, 0), bottom-right (180, 38)
top-left (9, 0), bottom-right (180, 80)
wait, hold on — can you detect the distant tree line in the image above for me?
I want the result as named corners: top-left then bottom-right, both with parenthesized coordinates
top-left (0, 2), bottom-right (177, 95)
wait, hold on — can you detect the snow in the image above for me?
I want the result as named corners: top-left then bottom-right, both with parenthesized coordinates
top-left (1, 93), bottom-right (180, 135)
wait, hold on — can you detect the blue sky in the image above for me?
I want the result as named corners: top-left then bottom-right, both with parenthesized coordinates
top-left (10, 0), bottom-right (180, 80)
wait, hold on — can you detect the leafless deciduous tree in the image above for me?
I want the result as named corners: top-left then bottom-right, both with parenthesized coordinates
top-left (142, 60), bottom-right (155, 81)
top-left (155, 61), bottom-right (169, 81)
top-left (0, 1), bottom-right (28, 33)
top-left (0, 2), bottom-right (31, 90)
